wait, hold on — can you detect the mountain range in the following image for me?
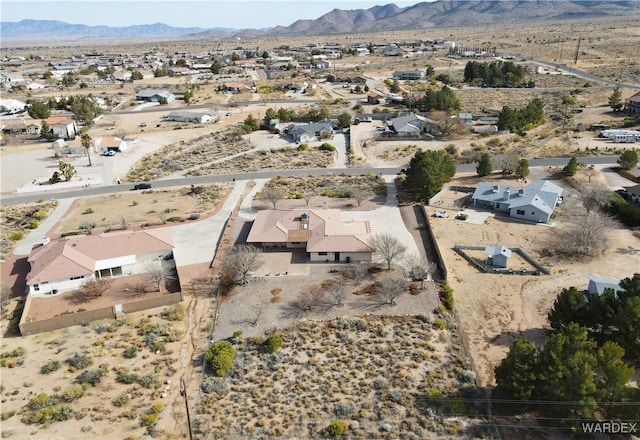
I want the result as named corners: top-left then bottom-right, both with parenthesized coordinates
top-left (2, 0), bottom-right (640, 41)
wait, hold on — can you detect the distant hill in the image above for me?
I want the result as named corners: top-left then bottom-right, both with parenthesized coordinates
top-left (253, 0), bottom-right (640, 37)
top-left (0, 19), bottom-right (222, 41)
top-left (3, 1), bottom-right (640, 42)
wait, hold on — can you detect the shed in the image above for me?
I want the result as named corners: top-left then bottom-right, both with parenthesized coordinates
top-left (485, 246), bottom-right (512, 268)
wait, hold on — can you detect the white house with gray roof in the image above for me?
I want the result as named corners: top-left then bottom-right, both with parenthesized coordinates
top-left (286, 120), bottom-right (335, 143)
top-left (135, 89), bottom-right (175, 103)
top-left (472, 180), bottom-right (563, 223)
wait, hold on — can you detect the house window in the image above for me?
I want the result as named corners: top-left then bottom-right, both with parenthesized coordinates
top-left (33, 284), bottom-right (40, 291)
top-left (318, 252), bottom-right (328, 256)
top-left (531, 212), bottom-right (535, 215)
top-left (70, 275), bottom-right (85, 280)
top-left (495, 203), bottom-right (500, 209)
top-left (516, 209), bottom-right (525, 215)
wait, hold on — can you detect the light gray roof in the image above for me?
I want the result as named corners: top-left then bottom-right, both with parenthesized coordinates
top-left (136, 89), bottom-right (174, 98)
top-left (485, 246), bottom-right (512, 258)
top-left (587, 276), bottom-right (622, 295)
top-left (525, 180), bottom-right (564, 196)
top-left (508, 192), bottom-right (556, 215)
top-left (472, 181), bottom-right (561, 215)
top-left (288, 120), bottom-right (334, 137)
top-left (391, 113), bottom-right (426, 133)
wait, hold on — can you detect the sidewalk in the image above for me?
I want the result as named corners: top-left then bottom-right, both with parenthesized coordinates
top-left (13, 198), bottom-right (75, 256)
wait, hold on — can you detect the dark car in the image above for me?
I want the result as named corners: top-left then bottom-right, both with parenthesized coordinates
top-left (455, 213), bottom-right (468, 221)
top-left (133, 183), bottom-right (152, 190)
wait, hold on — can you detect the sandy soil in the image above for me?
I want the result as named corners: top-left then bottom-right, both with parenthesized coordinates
top-left (427, 170), bottom-right (640, 388)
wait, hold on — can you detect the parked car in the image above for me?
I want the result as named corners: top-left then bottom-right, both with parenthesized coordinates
top-left (435, 210), bottom-right (449, 218)
top-left (133, 183), bottom-right (152, 190)
top-left (455, 213), bottom-right (468, 221)
top-left (139, 122), bottom-right (147, 128)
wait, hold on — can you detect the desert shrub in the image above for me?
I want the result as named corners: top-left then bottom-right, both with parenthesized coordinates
top-left (94, 324), bottom-right (111, 334)
top-left (40, 360), bottom-right (61, 374)
top-left (137, 373), bottom-right (156, 388)
top-left (327, 420), bottom-right (346, 437)
top-left (62, 384), bottom-right (85, 402)
top-left (319, 143), bottom-right (337, 152)
top-left (66, 353), bottom-right (93, 371)
top-left (441, 281), bottom-right (455, 310)
top-left (8, 231), bottom-right (24, 241)
top-left (160, 305), bottom-right (185, 321)
top-left (123, 346), bottom-right (138, 359)
top-left (205, 341), bottom-right (235, 377)
top-left (116, 370), bottom-right (139, 385)
top-left (27, 219), bottom-right (39, 229)
top-left (262, 334), bottom-right (283, 353)
top-left (82, 208), bottom-right (94, 214)
top-left (373, 377), bottom-right (388, 390)
top-left (434, 319), bottom-right (446, 330)
top-left (113, 392), bottom-right (130, 407)
top-left (232, 330), bottom-right (243, 339)
top-left (201, 376), bottom-right (228, 395)
top-left (334, 403), bottom-right (355, 418)
top-left (32, 210), bottom-right (48, 220)
top-left (75, 368), bottom-right (103, 387)
top-left (187, 213), bottom-right (201, 220)
top-left (140, 403), bottom-right (164, 427)
top-left (427, 388), bottom-right (443, 400)
top-left (28, 393), bottom-right (54, 410)
top-left (166, 216), bottom-right (183, 222)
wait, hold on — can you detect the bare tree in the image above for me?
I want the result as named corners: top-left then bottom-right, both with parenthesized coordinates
top-left (345, 263), bottom-right (370, 286)
top-left (145, 261), bottom-right (165, 291)
top-left (583, 164), bottom-right (597, 183)
top-left (224, 245), bottom-right (263, 285)
top-left (375, 278), bottom-right (408, 306)
top-left (497, 151), bottom-right (518, 175)
top-left (325, 280), bottom-right (346, 307)
top-left (69, 279), bottom-right (112, 304)
top-left (302, 191), bottom-right (315, 206)
top-left (349, 187), bottom-right (368, 207)
top-left (404, 254), bottom-right (436, 289)
top-left (430, 111), bottom-right (465, 137)
top-left (370, 233), bottom-right (406, 270)
top-left (249, 306), bottom-right (263, 327)
top-left (261, 186), bottom-right (285, 209)
top-left (557, 211), bottom-right (616, 256)
top-left (288, 287), bottom-right (326, 316)
top-left (80, 220), bottom-right (96, 235)
top-left (582, 183), bottom-right (612, 213)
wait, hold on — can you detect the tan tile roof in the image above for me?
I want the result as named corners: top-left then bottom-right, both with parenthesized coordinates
top-left (27, 229), bottom-right (174, 285)
top-left (247, 209), bottom-right (373, 253)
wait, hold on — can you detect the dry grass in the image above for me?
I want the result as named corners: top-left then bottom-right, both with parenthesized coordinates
top-left (0, 200), bottom-right (58, 261)
top-left (195, 315), bottom-right (487, 440)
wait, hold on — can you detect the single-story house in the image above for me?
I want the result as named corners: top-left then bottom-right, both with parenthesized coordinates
top-left (624, 91), bottom-right (640, 115)
top-left (389, 113), bottom-right (437, 137)
top-left (135, 89), bottom-right (176, 103)
top-left (472, 180), bottom-right (563, 223)
top-left (587, 276), bottom-right (622, 296)
top-left (165, 111), bottom-right (216, 124)
top-left (246, 209), bottom-right (373, 262)
top-left (485, 245), bottom-right (512, 268)
top-left (25, 82), bottom-right (46, 90)
top-left (97, 136), bottom-right (128, 153)
top-left (286, 120), bottom-right (335, 143)
top-left (220, 82), bottom-right (252, 94)
top-left (392, 70), bottom-right (425, 80)
top-left (367, 92), bottom-right (382, 105)
top-left (26, 230), bottom-right (174, 297)
top-left (0, 98), bottom-right (27, 113)
top-left (46, 116), bottom-right (79, 140)
top-left (1, 118), bottom-right (41, 136)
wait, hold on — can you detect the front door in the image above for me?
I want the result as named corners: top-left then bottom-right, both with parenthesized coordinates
top-left (335, 252), bottom-right (340, 262)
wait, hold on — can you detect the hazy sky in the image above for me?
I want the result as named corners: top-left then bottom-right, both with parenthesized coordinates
top-left (2, 0), bottom-right (422, 29)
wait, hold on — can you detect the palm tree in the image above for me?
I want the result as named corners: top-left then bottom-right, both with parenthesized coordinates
top-left (80, 133), bottom-right (92, 166)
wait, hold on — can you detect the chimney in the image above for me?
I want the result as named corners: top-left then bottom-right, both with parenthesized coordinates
top-left (492, 184), bottom-right (500, 193)
top-left (503, 188), bottom-right (511, 200)
top-left (518, 188), bottom-right (525, 197)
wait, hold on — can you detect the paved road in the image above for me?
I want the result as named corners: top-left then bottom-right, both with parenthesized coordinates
top-left (0, 156), bottom-right (622, 206)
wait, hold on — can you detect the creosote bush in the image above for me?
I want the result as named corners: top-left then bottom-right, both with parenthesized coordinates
top-left (327, 420), bottom-right (346, 437)
top-left (205, 341), bottom-right (235, 376)
top-left (262, 334), bottom-right (283, 353)
top-left (41, 360), bottom-right (61, 374)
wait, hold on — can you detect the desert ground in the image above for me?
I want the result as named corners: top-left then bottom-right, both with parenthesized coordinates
top-left (1, 14), bottom-right (640, 440)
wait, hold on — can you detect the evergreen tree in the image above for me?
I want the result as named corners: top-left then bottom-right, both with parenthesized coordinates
top-left (595, 341), bottom-right (635, 414)
top-left (564, 155), bottom-right (579, 176)
top-left (618, 150), bottom-right (638, 170)
top-left (28, 100), bottom-right (50, 119)
top-left (405, 150), bottom-right (456, 202)
top-left (548, 287), bottom-right (587, 330)
top-left (515, 158), bottom-right (530, 178)
top-left (494, 338), bottom-right (537, 400)
top-left (608, 87), bottom-right (623, 112)
top-left (476, 152), bottom-right (493, 177)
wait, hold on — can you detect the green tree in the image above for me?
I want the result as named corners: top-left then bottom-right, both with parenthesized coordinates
top-left (175, 58), bottom-right (187, 67)
top-left (210, 60), bottom-right (222, 74)
top-left (58, 161), bottom-right (76, 181)
top-left (70, 96), bottom-right (102, 124)
top-left (404, 150), bottom-right (456, 202)
top-left (494, 338), bottom-right (537, 400)
top-left (263, 108), bottom-right (278, 128)
top-left (617, 149), bottom-right (638, 170)
top-left (389, 79), bottom-right (401, 93)
top-left (243, 114), bottom-right (260, 132)
top-left (515, 158), bottom-right (530, 178)
top-left (61, 72), bottom-right (77, 87)
top-left (476, 152), bottom-right (493, 177)
top-left (617, 296), bottom-right (640, 360)
top-left (548, 287), bottom-right (587, 331)
top-left (130, 70), bottom-right (143, 80)
top-left (80, 133), bottom-right (92, 167)
top-left (537, 323), bottom-right (598, 419)
top-left (563, 155), bottom-right (579, 176)
top-left (28, 100), bottom-right (50, 119)
top-left (336, 112), bottom-right (352, 128)
top-left (40, 120), bottom-right (55, 140)
top-left (263, 334), bottom-right (283, 353)
top-left (204, 341), bottom-right (235, 377)
top-left (608, 87), bottom-right (623, 112)
top-left (595, 341), bottom-right (635, 412)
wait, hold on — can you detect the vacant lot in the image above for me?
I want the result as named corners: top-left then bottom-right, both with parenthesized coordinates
top-left (49, 184), bottom-right (227, 237)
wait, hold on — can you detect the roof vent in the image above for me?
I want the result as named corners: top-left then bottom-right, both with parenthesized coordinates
top-left (492, 184), bottom-right (500, 193)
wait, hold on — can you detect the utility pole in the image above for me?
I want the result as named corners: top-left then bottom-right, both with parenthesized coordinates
top-left (180, 376), bottom-right (194, 440)
top-left (574, 36), bottom-right (581, 64)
